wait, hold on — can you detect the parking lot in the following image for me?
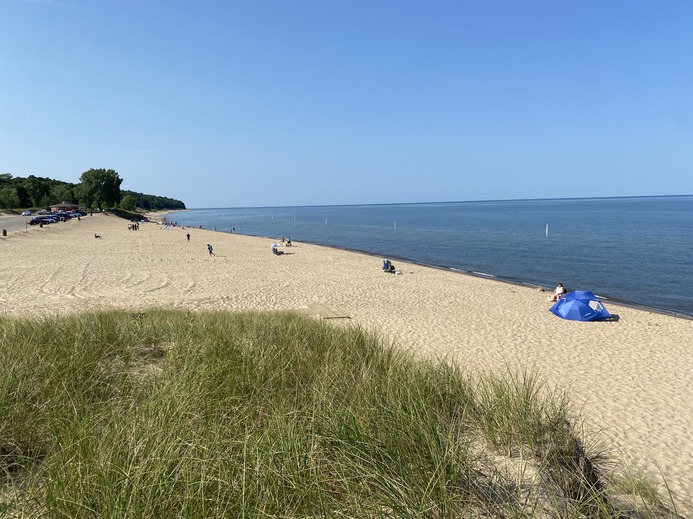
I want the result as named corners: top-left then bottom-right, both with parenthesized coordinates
top-left (0, 215), bottom-right (35, 235)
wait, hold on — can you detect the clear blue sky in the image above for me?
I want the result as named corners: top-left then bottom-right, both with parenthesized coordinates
top-left (2, 0), bottom-right (692, 208)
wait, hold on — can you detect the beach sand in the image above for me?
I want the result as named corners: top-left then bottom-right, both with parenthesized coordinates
top-left (2, 213), bottom-right (692, 507)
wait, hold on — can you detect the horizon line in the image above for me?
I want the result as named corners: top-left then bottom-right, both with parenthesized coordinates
top-left (185, 193), bottom-right (692, 211)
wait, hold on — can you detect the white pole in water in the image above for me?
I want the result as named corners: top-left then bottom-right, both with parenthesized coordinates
top-left (546, 224), bottom-right (549, 238)
top-left (394, 221), bottom-right (397, 229)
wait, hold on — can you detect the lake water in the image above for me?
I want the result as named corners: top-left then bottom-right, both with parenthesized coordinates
top-left (169, 196), bottom-right (693, 317)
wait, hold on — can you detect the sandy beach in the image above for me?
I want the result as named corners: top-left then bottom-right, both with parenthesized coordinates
top-left (1, 213), bottom-right (692, 507)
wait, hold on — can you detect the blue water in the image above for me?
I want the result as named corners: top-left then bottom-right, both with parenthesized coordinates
top-left (170, 196), bottom-right (693, 317)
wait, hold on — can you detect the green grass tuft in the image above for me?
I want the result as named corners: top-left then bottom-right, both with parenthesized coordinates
top-left (0, 309), bottom-right (684, 517)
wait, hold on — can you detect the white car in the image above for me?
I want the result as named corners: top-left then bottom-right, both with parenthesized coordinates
top-left (21, 211), bottom-right (31, 216)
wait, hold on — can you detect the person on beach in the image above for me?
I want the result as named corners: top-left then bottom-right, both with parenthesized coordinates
top-left (186, 233), bottom-right (190, 241)
top-left (207, 244), bottom-right (215, 256)
top-left (550, 283), bottom-right (566, 302)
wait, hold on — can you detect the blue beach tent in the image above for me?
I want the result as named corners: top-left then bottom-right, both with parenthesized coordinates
top-left (550, 291), bottom-right (611, 321)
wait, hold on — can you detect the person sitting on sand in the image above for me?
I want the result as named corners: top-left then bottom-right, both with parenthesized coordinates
top-left (382, 259), bottom-right (396, 273)
top-left (550, 283), bottom-right (566, 301)
top-left (94, 233), bottom-right (101, 239)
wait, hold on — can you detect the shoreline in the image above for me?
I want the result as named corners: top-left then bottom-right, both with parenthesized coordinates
top-left (20, 209), bottom-right (684, 320)
top-left (145, 208), bottom-right (189, 221)
top-left (162, 200), bottom-right (693, 318)
top-left (286, 237), bottom-right (693, 321)
top-left (165, 224), bottom-right (693, 322)
top-left (3, 214), bottom-right (692, 506)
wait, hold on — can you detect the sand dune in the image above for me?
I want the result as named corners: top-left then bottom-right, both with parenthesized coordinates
top-left (1, 213), bottom-right (692, 506)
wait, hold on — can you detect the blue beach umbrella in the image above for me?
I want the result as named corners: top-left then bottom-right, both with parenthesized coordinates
top-left (564, 290), bottom-right (598, 301)
top-left (550, 291), bottom-right (611, 321)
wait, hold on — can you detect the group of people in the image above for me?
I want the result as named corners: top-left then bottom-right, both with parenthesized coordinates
top-left (204, 235), bottom-right (293, 258)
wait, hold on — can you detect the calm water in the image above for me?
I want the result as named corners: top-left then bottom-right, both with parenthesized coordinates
top-left (170, 196), bottom-right (693, 317)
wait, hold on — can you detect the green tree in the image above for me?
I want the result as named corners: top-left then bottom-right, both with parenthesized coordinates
top-left (14, 185), bottom-right (30, 207)
top-left (78, 168), bottom-right (123, 209)
top-left (119, 194), bottom-right (136, 211)
top-left (0, 188), bottom-right (21, 209)
top-left (50, 184), bottom-right (75, 205)
top-left (24, 175), bottom-right (51, 207)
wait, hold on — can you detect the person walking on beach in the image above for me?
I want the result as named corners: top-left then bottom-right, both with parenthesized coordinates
top-left (207, 244), bottom-right (215, 256)
top-left (186, 233), bottom-right (190, 241)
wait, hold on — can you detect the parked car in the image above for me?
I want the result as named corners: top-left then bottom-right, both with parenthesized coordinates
top-left (27, 216), bottom-right (57, 225)
top-left (21, 210), bottom-right (31, 216)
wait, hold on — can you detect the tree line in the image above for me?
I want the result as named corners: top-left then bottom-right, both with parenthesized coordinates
top-left (0, 169), bottom-right (186, 212)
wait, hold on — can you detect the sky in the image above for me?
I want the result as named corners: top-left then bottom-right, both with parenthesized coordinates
top-left (1, 1), bottom-right (692, 208)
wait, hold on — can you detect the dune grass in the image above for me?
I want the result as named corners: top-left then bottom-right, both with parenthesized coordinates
top-left (0, 309), bottom-right (681, 517)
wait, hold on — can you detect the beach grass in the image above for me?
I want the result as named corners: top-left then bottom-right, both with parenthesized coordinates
top-left (0, 309), bottom-right (679, 517)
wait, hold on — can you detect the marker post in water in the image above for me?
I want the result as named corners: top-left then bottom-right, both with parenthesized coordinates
top-left (546, 224), bottom-right (549, 238)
